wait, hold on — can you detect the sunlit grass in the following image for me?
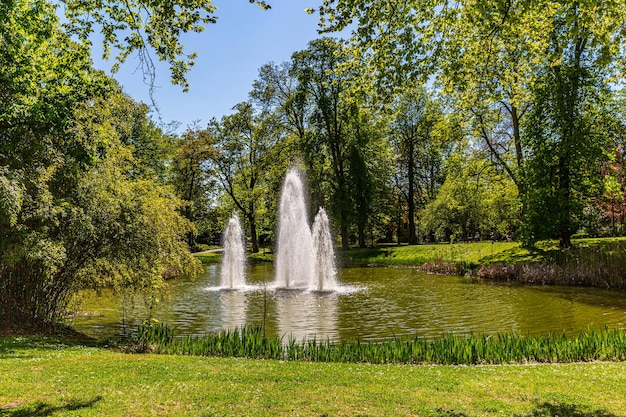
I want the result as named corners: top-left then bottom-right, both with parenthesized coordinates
top-left (342, 240), bottom-right (524, 267)
top-left (192, 252), bottom-right (220, 264)
top-left (2, 335), bottom-right (626, 416)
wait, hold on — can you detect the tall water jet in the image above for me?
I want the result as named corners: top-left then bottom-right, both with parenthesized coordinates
top-left (220, 213), bottom-right (246, 289)
top-left (275, 169), bottom-right (315, 288)
top-left (311, 207), bottom-right (337, 291)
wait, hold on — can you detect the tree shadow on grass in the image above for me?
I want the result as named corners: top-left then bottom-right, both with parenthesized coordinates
top-left (0, 324), bottom-right (102, 359)
top-left (1, 396), bottom-right (102, 417)
top-left (522, 402), bottom-right (621, 417)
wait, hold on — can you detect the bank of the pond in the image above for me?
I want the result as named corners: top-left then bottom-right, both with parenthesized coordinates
top-left (2, 336), bottom-right (626, 417)
top-left (193, 237), bottom-right (626, 289)
top-left (345, 237), bottom-right (626, 290)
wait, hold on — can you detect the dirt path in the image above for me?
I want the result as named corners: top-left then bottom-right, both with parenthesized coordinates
top-left (193, 248), bottom-right (223, 255)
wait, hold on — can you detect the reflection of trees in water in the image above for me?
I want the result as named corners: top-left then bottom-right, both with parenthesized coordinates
top-left (276, 292), bottom-right (339, 342)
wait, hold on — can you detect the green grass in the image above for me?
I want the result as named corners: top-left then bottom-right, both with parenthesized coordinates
top-left (343, 236), bottom-right (626, 266)
top-left (193, 247), bottom-right (275, 264)
top-left (342, 240), bottom-right (525, 268)
top-left (247, 247), bottom-right (274, 263)
top-left (138, 323), bottom-right (626, 365)
top-left (193, 252), bottom-right (221, 264)
top-left (1, 336), bottom-right (626, 416)
top-left (193, 238), bottom-right (626, 288)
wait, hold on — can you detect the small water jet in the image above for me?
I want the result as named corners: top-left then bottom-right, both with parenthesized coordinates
top-left (220, 213), bottom-right (247, 289)
top-left (311, 207), bottom-right (337, 291)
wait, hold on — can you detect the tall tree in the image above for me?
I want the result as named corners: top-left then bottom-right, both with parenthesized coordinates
top-left (170, 124), bottom-right (216, 248)
top-left (0, 1), bottom-right (198, 329)
top-left (522, 49), bottom-right (614, 246)
top-left (210, 102), bottom-right (285, 253)
top-left (391, 88), bottom-right (450, 244)
top-left (291, 38), bottom-right (357, 250)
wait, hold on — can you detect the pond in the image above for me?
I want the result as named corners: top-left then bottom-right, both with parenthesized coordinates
top-left (71, 264), bottom-right (626, 342)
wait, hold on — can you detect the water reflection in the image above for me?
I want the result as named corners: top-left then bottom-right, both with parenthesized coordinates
top-left (71, 263), bottom-right (626, 342)
top-left (219, 290), bottom-right (248, 330)
top-left (275, 291), bottom-right (339, 341)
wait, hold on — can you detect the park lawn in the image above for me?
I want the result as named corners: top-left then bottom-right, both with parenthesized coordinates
top-left (342, 236), bottom-right (626, 268)
top-left (1, 337), bottom-right (626, 416)
top-left (194, 237), bottom-right (626, 271)
top-left (193, 252), bottom-right (221, 264)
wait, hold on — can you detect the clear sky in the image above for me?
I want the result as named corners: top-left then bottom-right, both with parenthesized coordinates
top-left (91, 1), bottom-right (329, 132)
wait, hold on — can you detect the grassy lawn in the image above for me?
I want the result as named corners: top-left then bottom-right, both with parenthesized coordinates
top-left (193, 252), bottom-right (221, 264)
top-left (341, 236), bottom-right (626, 268)
top-left (1, 337), bottom-right (626, 417)
top-left (196, 237), bottom-right (626, 269)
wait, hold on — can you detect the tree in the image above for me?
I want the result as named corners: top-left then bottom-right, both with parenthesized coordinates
top-left (391, 88), bottom-right (450, 244)
top-left (421, 148), bottom-right (518, 242)
top-left (0, 2), bottom-right (199, 329)
top-left (210, 102), bottom-right (285, 253)
top-left (61, 0), bottom-right (270, 91)
top-left (290, 38), bottom-right (359, 250)
top-left (170, 124), bottom-right (217, 248)
top-left (346, 103), bottom-right (394, 248)
top-left (522, 64), bottom-right (613, 247)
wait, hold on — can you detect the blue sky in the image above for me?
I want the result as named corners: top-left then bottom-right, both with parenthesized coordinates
top-left (90, 1), bottom-right (328, 131)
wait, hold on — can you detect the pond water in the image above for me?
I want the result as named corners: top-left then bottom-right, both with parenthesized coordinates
top-left (71, 264), bottom-right (626, 342)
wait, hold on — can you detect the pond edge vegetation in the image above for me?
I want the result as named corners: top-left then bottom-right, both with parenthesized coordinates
top-left (134, 322), bottom-right (626, 366)
top-left (198, 237), bottom-right (626, 290)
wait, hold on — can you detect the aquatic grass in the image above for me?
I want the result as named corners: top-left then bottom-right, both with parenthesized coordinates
top-left (136, 323), bottom-right (626, 365)
top-left (474, 239), bottom-right (626, 289)
top-left (343, 237), bottom-right (626, 289)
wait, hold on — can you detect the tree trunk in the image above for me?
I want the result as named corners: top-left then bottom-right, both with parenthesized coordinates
top-left (358, 223), bottom-right (366, 248)
top-left (407, 140), bottom-right (417, 245)
top-left (340, 211), bottom-right (349, 250)
top-left (247, 211), bottom-right (259, 253)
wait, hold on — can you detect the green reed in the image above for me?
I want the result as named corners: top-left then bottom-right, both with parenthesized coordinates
top-left (135, 323), bottom-right (626, 365)
top-left (474, 240), bottom-right (626, 289)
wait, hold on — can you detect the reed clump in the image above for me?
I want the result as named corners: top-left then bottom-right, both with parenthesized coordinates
top-left (472, 241), bottom-right (626, 290)
top-left (135, 323), bottom-right (626, 365)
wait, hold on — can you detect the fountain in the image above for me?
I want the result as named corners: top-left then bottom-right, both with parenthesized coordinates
top-left (311, 207), bottom-right (337, 291)
top-left (274, 169), bottom-right (315, 288)
top-left (220, 213), bottom-right (247, 289)
top-left (274, 168), bottom-right (338, 291)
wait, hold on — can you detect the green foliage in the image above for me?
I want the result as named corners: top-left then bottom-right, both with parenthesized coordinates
top-left (290, 38), bottom-right (395, 249)
top-left (0, 2), bottom-right (199, 329)
top-left (521, 57), bottom-right (614, 246)
top-left (209, 102), bottom-right (289, 252)
top-left (391, 88), bottom-right (449, 244)
top-left (170, 124), bottom-right (217, 247)
top-left (317, 0), bottom-right (626, 248)
top-left (420, 148), bottom-right (518, 242)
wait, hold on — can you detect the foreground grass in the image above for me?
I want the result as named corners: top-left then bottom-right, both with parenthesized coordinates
top-left (1, 337), bottom-right (626, 416)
